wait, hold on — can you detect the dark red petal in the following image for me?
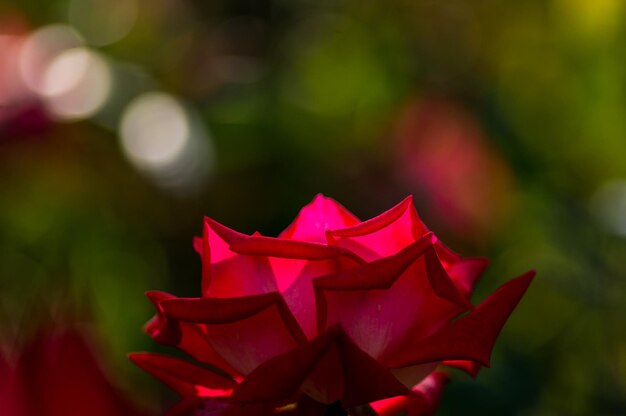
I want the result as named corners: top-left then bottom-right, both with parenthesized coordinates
top-left (166, 397), bottom-right (230, 416)
top-left (442, 360), bottom-right (482, 378)
top-left (230, 236), bottom-right (363, 263)
top-left (193, 237), bottom-right (203, 256)
top-left (314, 235), bottom-right (467, 361)
top-left (389, 363), bottom-right (438, 389)
top-left (326, 196), bottom-right (429, 261)
top-left (162, 293), bottom-right (307, 375)
top-left (201, 218), bottom-right (277, 298)
top-left (230, 327), bottom-right (408, 408)
top-left (423, 246), bottom-right (473, 309)
top-left (447, 257), bottom-right (489, 300)
top-left (129, 353), bottom-right (236, 397)
top-left (145, 291), bottom-right (240, 377)
top-left (280, 194), bottom-right (361, 243)
top-left (337, 331), bottom-right (410, 408)
top-left (314, 234), bottom-right (434, 292)
top-left (229, 328), bottom-right (338, 405)
top-left (370, 371), bottom-right (449, 416)
top-left (145, 291), bottom-right (180, 344)
top-left (387, 270), bottom-right (536, 368)
top-left (432, 237), bottom-right (462, 269)
top-left (167, 398), bottom-right (276, 416)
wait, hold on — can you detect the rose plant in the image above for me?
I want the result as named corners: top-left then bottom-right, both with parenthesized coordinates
top-left (131, 195), bottom-right (534, 415)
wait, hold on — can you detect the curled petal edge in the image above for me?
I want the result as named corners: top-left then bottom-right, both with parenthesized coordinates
top-left (129, 352), bottom-right (236, 398)
top-left (370, 370), bottom-right (449, 416)
top-left (386, 270), bottom-right (536, 369)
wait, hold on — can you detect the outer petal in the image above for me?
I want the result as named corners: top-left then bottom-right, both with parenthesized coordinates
top-left (199, 218), bottom-right (277, 298)
top-left (370, 371), bottom-right (449, 416)
top-left (389, 363), bottom-right (438, 390)
top-left (314, 235), bottom-right (469, 361)
top-left (161, 293), bottom-right (307, 376)
top-left (441, 360), bottom-right (481, 378)
top-left (325, 197), bottom-right (465, 276)
top-left (280, 194), bottom-right (361, 243)
top-left (447, 257), bottom-right (489, 300)
top-left (230, 327), bottom-right (409, 408)
top-left (387, 271), bottom-right (535, 368)
top-left (145, 291), bottom-right (241, 378)
top-left (129, 353), bottom-right (236, 398)
top-left (326, 196), bottom-right (429, 261)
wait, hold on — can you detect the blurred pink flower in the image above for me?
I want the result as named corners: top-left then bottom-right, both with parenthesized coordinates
top-left (0, 15), bottom-right (49, 141)
top-left (395, 98), bottom-right (515, 240)
top-left (1, 326), bottom-right (149, 416)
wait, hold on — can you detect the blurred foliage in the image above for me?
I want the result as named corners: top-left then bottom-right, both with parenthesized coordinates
top-left (1, 0), bottom-right (626, 414)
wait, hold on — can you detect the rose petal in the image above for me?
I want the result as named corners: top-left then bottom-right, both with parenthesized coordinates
top-left (327, 196), bottom-right (429, 261)
top-left (370, 371), bottom-right (449, 416)
top-left (162, 293), bottom-right (307, 376)
top-left (200, 218), bottom-right (277, 298)
top-left (227, 236), bottom-right (363, 339)
top-left (280, 194), bottom-right (361, 243)
top-left (230, 236), bottom-right (363, 263)
top-left (279, 257), bottom-right (351, 339)
top-left (231, 237), bottom-right (362, 296)
top-left (167, 398), bottom-right (329, 416)
top-left (314, 235), bottom-right (467, 360)
top-left (199, 215), bottom-right (363, 339)
top-left (231, 327), bottom-right (408, 408)
top-left (167, 397), bottom-right (230, 416)
top-left (201, 219), bottom-right (362, 336)
top-left (338, 331), bottom-right (410, 408)
top-left (447, 257), bottom-right (489, 300)
top-left (432, 237), bottom-right (462, 269)
top-left (390, 363), bottom-right (438, 389)
top-left (167, 398), bottom-right (276, 416)
top-left (129, 353), bottom-right (236, 398)
top-left (423, 245), bottom-right (473, 309)
top-left (145, 291), bottom-right (241, 377)
top-left (387, 270), bottom-right (535, 368)
top-left (442, 360), bottom-right (482, 378)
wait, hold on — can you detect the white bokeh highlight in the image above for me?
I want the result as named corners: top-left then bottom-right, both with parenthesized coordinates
top-left (18, 25), bottom-right (84, 95)
top-left (119, 92), bottom-right (212, 194)
top-left (40, 47), bottom-right (112, 120)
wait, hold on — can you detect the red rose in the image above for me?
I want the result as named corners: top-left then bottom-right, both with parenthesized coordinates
top-left (131, 195), bottom-right (534, 415)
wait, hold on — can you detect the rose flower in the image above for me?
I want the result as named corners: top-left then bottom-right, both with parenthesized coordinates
top-left (131, 195), bottom-right (534, 415)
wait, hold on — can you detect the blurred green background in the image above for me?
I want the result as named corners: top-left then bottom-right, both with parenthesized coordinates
top-left (1, 0), bottom-right (626, 414)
